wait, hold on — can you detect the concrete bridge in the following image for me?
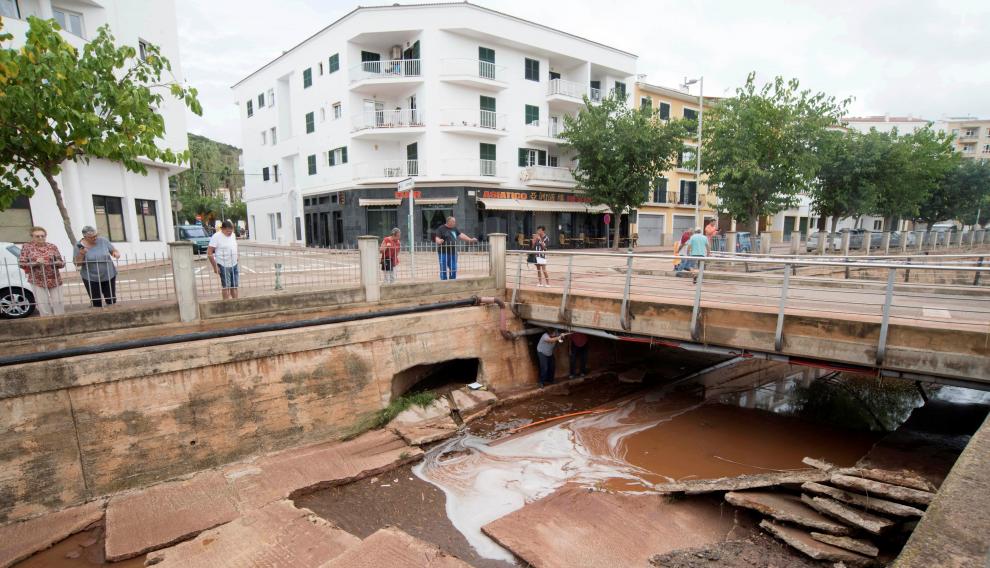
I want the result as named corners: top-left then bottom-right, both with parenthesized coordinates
top-left (508, 249), bottom-right (990, 389)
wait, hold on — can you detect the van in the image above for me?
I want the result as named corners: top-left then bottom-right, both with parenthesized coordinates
top-left (175, 224), bottom-right (212, 254)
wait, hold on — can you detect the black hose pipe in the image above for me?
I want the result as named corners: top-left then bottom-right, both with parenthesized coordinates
top-left (0, 297), bottom-right (483, 367)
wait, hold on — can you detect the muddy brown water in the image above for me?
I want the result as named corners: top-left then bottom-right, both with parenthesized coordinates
top-left (13, 526), bottom-right (145, 568)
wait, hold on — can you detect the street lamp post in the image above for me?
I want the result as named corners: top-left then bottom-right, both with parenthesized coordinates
top-left (682, 76), bottom-right (704, 228)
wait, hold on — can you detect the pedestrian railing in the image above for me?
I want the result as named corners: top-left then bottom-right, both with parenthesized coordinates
top-left (379, 242), bottom-right (490, 284)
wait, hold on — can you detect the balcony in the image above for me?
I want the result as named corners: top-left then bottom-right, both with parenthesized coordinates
top-left (439, 109), bottom-right (508, 137)
top-left (589, 87), bottom-right (602, 103)
top-left (547, 78), bottom-right (589, 110)
top-left (525, 121), bottom-right (567, 145)
top-left (439, 59), bottom-right (508, 91)
top-left (442, 159), bottom-right (507, 182)
top-left (353, 160), bottom-right (423, 184)
top-left (349, 59), bottom-right (423, 94)
top-left (350, 109), bottom-right (426, 140)
top-left (523, 165), bottom-right (575, 188)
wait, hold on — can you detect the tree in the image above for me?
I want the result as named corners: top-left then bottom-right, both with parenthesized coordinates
top-left (0, 17), bottom-right (201, 244)
top-left (872, 127), bottom-right (957, 229)
top-left (810, 130), bottom-right (882, 233)
top-left (702, 73), bottom-right (848, 233)
top-left (920, 159), bottom-right (990, 227)
top-left (562, 91), bottom-right (688, 249)
top-left (171, 133), bottom-right (244, 197)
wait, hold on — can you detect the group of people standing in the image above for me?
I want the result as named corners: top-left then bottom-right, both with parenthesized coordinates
top-left (378, 216), bottom-right (479, 284)
top-left (536, 329), bottom-right (590, 387)
top-left (673, 222), bottom-right (715, 281)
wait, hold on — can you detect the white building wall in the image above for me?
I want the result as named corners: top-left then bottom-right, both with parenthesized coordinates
top-left (1, 0), bottom-right (188, 256)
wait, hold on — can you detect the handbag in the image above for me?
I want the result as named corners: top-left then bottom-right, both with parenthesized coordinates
top-left (526, 253), bottom-right (537, 264)
top-left (381, 257), bottom-right (393, 271)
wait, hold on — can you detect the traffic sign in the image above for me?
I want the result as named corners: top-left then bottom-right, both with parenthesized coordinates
top-left (604, 213), bottom-right (611, 225)
top-left (397, 178), bottom-right (415, 193)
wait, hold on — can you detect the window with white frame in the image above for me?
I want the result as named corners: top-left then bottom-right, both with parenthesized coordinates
top-left (138, 39), bottom-right (151, 61)
top-left (333, 102), bottom-right (342, 119)
top-left (0, 0), bottom-right (20, 19)
top-left (328, 147), bottom-right (348, 166)
top-left (53, 7), bottom-right (84, 37)
top-left (270, 126), bottom-right (277, 145)
top-left (963, 145), bottom-right (973, 152)
top-left (965, 128), bottom-right (978, 137)
top-left (268, 213), bottom-right (276, 240)
top-left (267, 89), bottom-right (275, 107)
top-left (873, 219), bottom-right (882, 230)
top-left (983, 144), bottom-right (990, 153)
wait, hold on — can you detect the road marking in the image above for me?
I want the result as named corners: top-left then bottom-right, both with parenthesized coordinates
top-left (922, 308), bottom-right (952, 319)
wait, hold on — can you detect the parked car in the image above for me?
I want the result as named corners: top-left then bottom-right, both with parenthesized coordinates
top-left (175, 224), bottom-right (212, 254)
top-left (1, 242), bottom-right (36, 319)
top-left (736, 232), bottom-right (754, 253)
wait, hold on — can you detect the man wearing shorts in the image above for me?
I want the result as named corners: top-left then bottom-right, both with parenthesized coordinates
top-left (208, 221), bottom-right (240, 300)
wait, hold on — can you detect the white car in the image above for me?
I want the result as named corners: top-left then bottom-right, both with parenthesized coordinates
top-left (1, 242), bottom-right (36, 319)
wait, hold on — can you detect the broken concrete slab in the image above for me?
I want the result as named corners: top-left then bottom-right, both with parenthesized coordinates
top-left (105, 470), bottom-right (240, 561)
top-left (0, 499), bottom-right (105, 568)
top-left (390, 398), bottom-right (452, 426)
top-left (801, 457), bottom-right (937, 492)
top-left (800, 494), bottom-right (895, 535)
top-left (760, 520), bottom-right (875, 567)
top-left (724, 491), bottom-right (851, 535)
top-left (830, 474), bottom-right (934, 506)
top-left (322, 526), bottom-right (471, 568)
top-left (810, 532), bottom-right (879, 557)
top-left (393, 420), bottom-right (459, 445)
top-left (449, 388), bottom-right (497, 415)
top-left (483, 486), bottom-right (747, 568)
top-left (801, 482), bottom-right (924, 518)
top-left (654, 470), bottom-right (828, 494)
top-left (144, 500), bottom-right (360, 567)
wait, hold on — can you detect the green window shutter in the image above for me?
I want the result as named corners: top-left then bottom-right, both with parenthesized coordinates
top-left (525, 105), bottom-right (539, 125)
top-left (614, 81), bottom-right (626, 98)
top-left (305, 112), bottom-right (315, 134)
top-left (518, 148), bottom-right (528, 167)
top-left (524, 58), bottom-right (539, 81)
top-left (328, 150), bottom-right (336, 166)
top-left (303, 68), bottom-right (312, 88)
top-left (480, 143), bottom-right (496, 161)
top-left (328, 54), bottom-right (339, 73)
top-left (247, 100), bottom-right (253, 117)
top-left (659, 102), bottom-right (671, 120)
top-left (480, 96), bottom-right (496, 112)
top-left (341, 147), bottom-right (348, 164)
top-left (307, 155), bottom-right (317, 175)
top-left (478, 47), bottom-right (495, 63)
top-left (538, 150), bottom-right (547, 166)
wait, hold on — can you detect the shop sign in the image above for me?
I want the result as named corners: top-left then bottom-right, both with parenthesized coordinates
top-left (395, 190), bottom-right (422, 199)
top-left (481, 190), bottom-right (592, 203)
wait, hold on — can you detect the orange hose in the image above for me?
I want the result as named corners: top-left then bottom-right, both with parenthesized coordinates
top-left (507, 407), bottom-right (613, 435)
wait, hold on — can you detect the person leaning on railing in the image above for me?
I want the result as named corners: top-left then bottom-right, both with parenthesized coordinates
top-left (207, 220), bottom-right (240, 300)
top-left (18, 226), bottom-right (66, 316)
top-left (380, 227), bottom-right (401, 284)
top-left (433, 216), bottom-right (477, 281)
top-left (75, 225), bottom-right (120, 308)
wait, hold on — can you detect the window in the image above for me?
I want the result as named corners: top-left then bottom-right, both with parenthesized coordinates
top-left (873, 219), bottom-right (882, 231)
top-left (679, 149), bottom-right (696, 168)
top-left (659, 102), bottom-right (671, 120)
top-left (268, 213), bottom-right (277, 240)
top-left (276, 212), bottom-right (283, 229)
top-left (0, 195), bottom-right (32, 243)
top-left (328, 53), bottom-right (339, 73)
top-left (525, 104), bottom-right (540, 125)
top-left (135, 199), bottom-right (159, 241)
top-left (548, 155), bottom-right (559, 167)
top-left (260, 130), bottom-right (267, 145)
top-left (983, 144), bottom-right (990, 153)
top-left (0, 0), bottom-right (20, 19)
top-left (258, 93), bottom-right (265, 108)
top-left (333, 102), bottom-right (342, 119)
top-left (320, 108), bottom-right (326, 122)
top-left (270, 126), bottom-right (277, 145)
top-left (307, 154), bottom-right (317, 175)
top-left (367, 207), bottom-right (398, 238)
top-left (305, 111), bottom-right (315, 134)
top-left (652, 178), bottom-right (668, 203)
top-left (267, 88), bottom-right (275, 107)
top-left (92, 195), bottom-right (126, 241)
top-left (480, 143), bottom-right (497, 176)
top-left (262, 166), bottom-right (270, 181)
top-left (328, 147), bottom-right (348, 166)
top-left (303, 68), bottom-right (312, 88)
top-left (517, 147), bottom-right (546, 167)
top-left (964, 129), bottom-right (977, 137)
top-left (251, 215), bottom-right (256, 238)
top-left (138, 39), bottom-right (150, 61)
top-left (524, 58), bottom-right (540, 81)
top-left (318, 62), bottom-right (324, 76)
top-left (640, 97), bottom-right (652, 111)
top-left (679, 181), bottom-right (697, 205)
top-left (53, 7), bottom-right (84, 37)
top-left (614, 81), bottom-right (626, 99)
top-left (273, 164), bottom-right (279, 182)
top-left (247, 99), bottom-right (254, 118)
top-left (683, 108), bottom-right (698, 121)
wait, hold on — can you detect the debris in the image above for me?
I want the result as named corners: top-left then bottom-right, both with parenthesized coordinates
top-left (829, 474), bottom-right (934, 506)
top-left (618, 368), bottom-right (646, 383)
top-left (467, 382), bottom-right (484, 390)
top-left (759, 521), bottom-right (875, 567)
top-left (801, 482), bottom-right (924, 518)
top-left (809, 532), bottom-right (879, 558)
top-left (655, 470), bottom-right (828, 494)
top-left (800, 495), bottom-right (895, 535)
top-left (801, 458), bottom-right (937, 492)
top-left (725, 492), bottom-right (851, 535)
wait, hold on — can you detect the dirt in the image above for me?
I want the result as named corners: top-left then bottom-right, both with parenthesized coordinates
top-left (13, 525), bottom-right (146, 568)
top-left (649, 532), bottom-right (822, 568)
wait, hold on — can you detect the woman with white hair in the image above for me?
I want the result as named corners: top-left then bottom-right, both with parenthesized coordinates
top-left (379, 227), bottom-right (401, 284)
top-left (74, 225), bottom-right (120, 307)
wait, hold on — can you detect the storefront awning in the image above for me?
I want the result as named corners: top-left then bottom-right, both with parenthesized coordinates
top-left (477, 198), bottom-right (610, 214)
top-left (415, 197), bottom-right (459, 206)
top-left (358, 198), bottom-right (401, 206)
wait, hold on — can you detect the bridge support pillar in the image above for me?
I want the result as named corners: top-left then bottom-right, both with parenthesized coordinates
top-left (881, 232), bottom-right (891, 256)
top-left (760, 233), bottom-right (772, 255)
top-left (840, 232), bottom-right (851, 256)
top-left (979, 229), bottom-right (987, 245)
top-left (489, 233), bottom-right (506, 290)
top-left (816, 231), bottom-right (828, 255)
top-left (900, 231), bottom-right (909, 253)
top-left (726, 232), bottom-right (737, 255)
top-left (789, 232), bottom-right (801, 255)
top-left (358, 236), bottom-right (381, 303)
top-left (862, 230), bottom-right (872, 255)
top-left (169, 242), bottom-right (199, 323)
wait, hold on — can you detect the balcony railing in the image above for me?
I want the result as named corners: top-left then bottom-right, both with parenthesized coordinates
top-left (526, 120), bottom-right (567, 140)
top-left (349, 59), bottom-right (422, 82)
top-left (525, 166), bottom-right (574, 183)
top-left (547, 78), bottom-right (588, 99)
top-left (589, 87), bottom-right (602, 103)
top-left (440, 108), bottom-right (507, 131)
top-left (354, 160), bottom-right (423, 180)
top-left (443, 159), bottom-right (505, 178)
top-left (351, 109), bottom-right (425, 131)
top-left (439, 58), bottom-right (507, 83)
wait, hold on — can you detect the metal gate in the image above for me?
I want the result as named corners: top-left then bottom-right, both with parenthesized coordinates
top-left (638, 214), bottom-right (665, 246)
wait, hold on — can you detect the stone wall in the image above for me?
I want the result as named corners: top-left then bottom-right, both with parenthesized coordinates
top-left (0, 305), bottom-right (536, 524)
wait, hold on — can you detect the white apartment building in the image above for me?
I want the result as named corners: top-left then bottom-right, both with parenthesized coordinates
top-left (0, 0), bottom-right (189, 255)
top-left (231, 2), bottom-right (635, 247)
top-left (843, 115), bottom-right (931, 135)
top-left (936, 116), bottom-right (990, 163)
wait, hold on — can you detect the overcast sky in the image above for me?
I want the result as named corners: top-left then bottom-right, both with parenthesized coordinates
top-left (174, 0), bottom-right (990, 146)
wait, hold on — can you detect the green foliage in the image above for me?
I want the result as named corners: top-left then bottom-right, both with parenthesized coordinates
top-left (172, 133), bottom-right (246, 226)
top-left (703, 73), bottom-right (849, 232)
top-left (915, 148), bottom-right (986, 226)
top-left (562, 91), bottom-right (688, 248)
top-left (347, 391), bottom-right (439, 438)
top-left (811, 129), bottom-right (884, 232)
top-left (0, 16), bottom-right (201, 243)
top-left (872, 127), bottom-right (958, 226)
top-left (795, 375), bottom-right (920, 432)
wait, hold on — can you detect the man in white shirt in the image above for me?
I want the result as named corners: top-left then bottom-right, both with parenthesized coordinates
top-left (207, 221), bottom-right (240, 299)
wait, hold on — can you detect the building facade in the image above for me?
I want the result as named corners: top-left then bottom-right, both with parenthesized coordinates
top-left (936, 117), bottom-right (990, 163)
top-left (0, 0), bottom-right (189, 255)
top-left (231, 3), bottom-right (635, 248)
top-left (843, 115), bottom-right (931, 135)
top-left (631, 82), bottom-right (716, 246)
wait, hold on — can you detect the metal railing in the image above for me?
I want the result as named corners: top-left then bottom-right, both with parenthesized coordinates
top-left (507, 249), bottom-right (990, 364)
top-left (439, 58), bottom-right (507, 82)
top-left (353, 160), bottom-right (423, 180)
top-left (547, 78), bottom-right (587, 99)
top-left (2, 250), bottom-right (174, 316)
top-left (351, 109), bottom-right (425, 131)
top-left (442, 158), bottom-right (505, 178)
top-left (440, 108), bottom-right (507, 131)
top-left (589, 87), bottom-right (602, 102)
top-left (379, 242), bottom-right (490, 284)
top-left (350, 59), bottom-right (422, 82)
top-left (525, 120), bottom-right (566, 139)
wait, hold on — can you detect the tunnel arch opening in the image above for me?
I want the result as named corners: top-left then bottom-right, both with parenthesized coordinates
top-left (390, 358), bottom-right (481, 400)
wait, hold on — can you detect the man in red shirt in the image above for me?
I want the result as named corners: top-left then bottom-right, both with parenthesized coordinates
top-left (674, 229), bottom-right (692, 272)
top-left (569, 332), bottom-right (590, 378)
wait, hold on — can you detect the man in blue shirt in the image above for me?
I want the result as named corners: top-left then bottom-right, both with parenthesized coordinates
top-left (684, 228), bottom-right (710, 275)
